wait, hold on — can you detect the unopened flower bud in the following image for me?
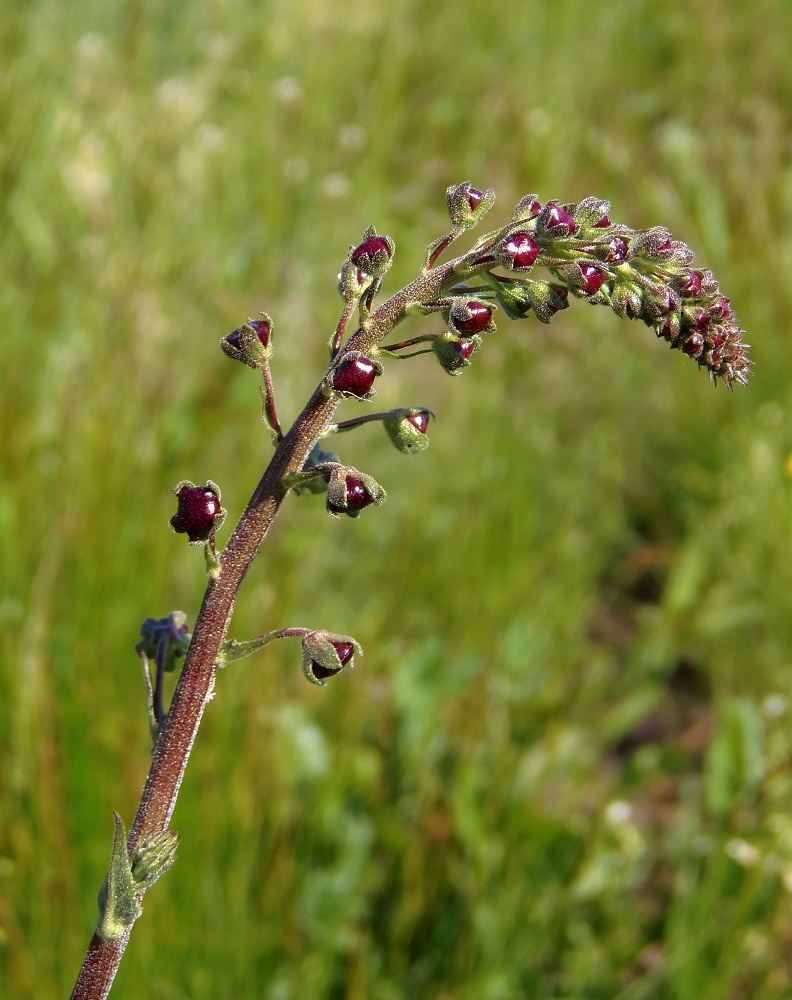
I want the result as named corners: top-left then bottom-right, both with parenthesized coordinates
top-left (643, 284), bottom-right (680, 320)
top-left (431, 332), bottom-right (481, 375)
top-left (169, 481), bottom-right (226, 545)
top-left (329, 353), bottom-right (383, 399)
top-left (632, 228), bottom-right (673, 259)
top-left (710, 295), bottom-right (731, 320)
top-left (337, 260), bottom-right (371, 301)
top-left (300, 631), bottom-right (361, 686)
top-left (577, 264), bottom-right (607, 296)
top-left (679, 269), bottom-right (704, 297)
top-left (537, 202), bottom-right (577, 237)
top-left (325, 466), bottom-right (386, 518)
top-left (573, 196), bottom-right (611, 229)
top-left (221, 314), bottom-right (273, 368)
top-left (384, 407), bottom-right (435, 454)
top-left (511, 193), bottom-right (542, 223)
top-left (605, 237), bottom-right (630, 263)
top-left (682, 332), bottom-right (706, 357)
top-left (446, 181), bottom-right (496, 228)
top-left (611, 283), bottom-right (645, 320)
top-left (449, 299), bottom-right (496, 336)
top-left (349, 227), bottom-right (395, 277)
top-left (497, 232), bottom-right (540, 271)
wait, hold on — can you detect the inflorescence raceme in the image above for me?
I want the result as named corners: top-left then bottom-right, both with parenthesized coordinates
top-left (75, 182), bottom-right (753, 1000)
top-left (482, 191), bottom-right (751, 388)
top-left (166, 183), bottom-right (751, 691)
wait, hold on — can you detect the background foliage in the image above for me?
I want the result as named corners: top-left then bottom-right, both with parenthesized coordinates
top-left (2, 1), bottom-right (792, 997)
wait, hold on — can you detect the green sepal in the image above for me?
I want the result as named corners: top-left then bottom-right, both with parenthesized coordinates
top-left (494, 279), bottom-right (569, 324)
top-left (431, 331), bottom-right (482, 375)
top-left (283, 443), bottom-right (340, 496)
top-left (337, 260), bottom-right (371, 302)
top-left (97, 813), bottom-right (142, 940)
top-left (130, 829), bottom-right (179, 891)
top-left (446, 182), bottom-right (496, 229)
top-left (383, 408), bottom-right (435, 454)
top-left (511, 193), bottom-right (542, 224)
top-left (283, 467), bottom-right (331, 495)
top-left (217, 631), bottom-right (283, 666)
top-left (573, 195), bottom-right (611, 228)
top-left (608, 280), bottom-right (645, 320)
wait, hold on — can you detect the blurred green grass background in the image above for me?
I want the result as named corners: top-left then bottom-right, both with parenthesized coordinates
top-left (2, 1), bottom-right (792, 997)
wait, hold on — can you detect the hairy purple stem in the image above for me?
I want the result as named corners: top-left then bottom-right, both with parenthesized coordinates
top-left (69, 253), bottom-right (475, 1000)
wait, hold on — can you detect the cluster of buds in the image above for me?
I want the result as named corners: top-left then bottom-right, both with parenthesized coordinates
top-left (470, 193), bottom-right (751, 387)
top-left (164, 183), bottom-right (751, 695)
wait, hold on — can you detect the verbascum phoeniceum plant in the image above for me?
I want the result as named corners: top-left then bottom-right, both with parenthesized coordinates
top-left (70, 184), bottom-right (751, 998)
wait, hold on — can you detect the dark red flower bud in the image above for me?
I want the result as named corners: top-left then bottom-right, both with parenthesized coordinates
top-left (682, 332), bottom-right (705, 357)
top-left (224, 319), bottom-right (271, 352)
top-left (709, 330), bottom-right (726, 349)
top-left (606, 237), bottom-right (629, 263)
top-left (466, 187), bottom-right (484, 211)
top-left (351, 236), bottom-right (391, 266)
top-left (331, 354), bottom-right (381, 398)
top-left (311, 641), bottom-right (355, 681)
top-left (545, 204), bottom-right (577, 235)
top-left (384, 407), bottom-right (434, 454)
top-left (711, 295), bottom-right (731, 319)
top-left (170, 483), bottom-right (224, 543)
top-left (687, 307), bottom-right (711, 333)
top-left (446, 182), bottom-right (496, 227)
top-left (498, 232), bottom-right (540, 270)
top-left (593, 213), bottom-right (611, 228)
top-left (453, 301), bottom-right (494, 335)
top-left (680, 269), bottom-right (704, 297)
top-left (327, 475), bottom-right (374, 517)
top-left (579, 264), bottom-right (607, 296)
top-left (406, 411), bottom-right (429, 434)
top-left (512, 193), bottom-right (542, 223)
top-left (221, 313), bottom-right (275, 368)
top-left (451, 339), bottom-right (477, 360)
top-left (348, 228), bottom-right (395, 277)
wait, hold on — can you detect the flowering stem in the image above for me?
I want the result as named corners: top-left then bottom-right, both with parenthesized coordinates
top-left (261, 363), bottom-right (283, 440)
top-left (69, 253), bottom-right (473, 1000)
top-left (330, 299), bottom-right (358, 359)
top-left (379, 334), bottom-right (436, 353)
top-left (329, 412), bottom-right (398, 432)
top-left (70, 182), bottom-right (752, 997)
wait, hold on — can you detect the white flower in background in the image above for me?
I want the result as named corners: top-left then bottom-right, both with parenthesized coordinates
top-left (338, 123), bottom-right (367, 152)
top-left (726, 838), bottom-right (760, 868)
top-left (158, 77), bottom-right (205, 123)
top-left (321, 173), bottom-right (350, 199)
top-left (274, 76), bottom-right (302, 104)
top-left (61, 133), bottom-right (110, 210)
